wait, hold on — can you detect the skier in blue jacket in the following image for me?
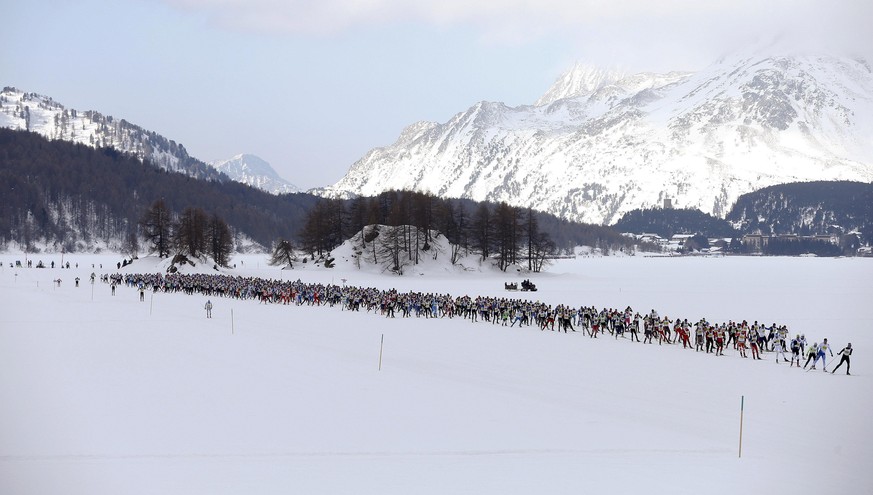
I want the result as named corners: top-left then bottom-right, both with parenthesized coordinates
top-left (815, 338), bottom-right (834, 372)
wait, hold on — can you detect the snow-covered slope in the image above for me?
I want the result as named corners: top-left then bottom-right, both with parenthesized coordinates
top-left (209, 153), bottom-right (300, 195)
top-left (321, 50), bottom-right (873, 225)
top-left (534, 64), bottom-right (633, 106)
top-left (0, 87), bottom-right (227, 181)
top-left (291, 224), bottom-right (510, 276)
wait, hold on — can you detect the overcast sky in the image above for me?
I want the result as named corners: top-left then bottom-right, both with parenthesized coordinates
top-left (2, 0), bottom-right (870, 189)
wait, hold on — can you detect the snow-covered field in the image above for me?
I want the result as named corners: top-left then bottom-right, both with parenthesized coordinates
top-left (1, 253), bottom-right (871, 495)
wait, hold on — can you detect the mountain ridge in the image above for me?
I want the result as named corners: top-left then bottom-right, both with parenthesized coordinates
top-left (320, 50), bottom-right (873, 225)
top-left (0, 87), bottom-right (300, 195)
top-left (0, 86), bottom-right (227, 182)
top-left (209, 153), bottom-right (300, 195)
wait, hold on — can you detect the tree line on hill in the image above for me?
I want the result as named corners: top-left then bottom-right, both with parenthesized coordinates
top-left (0, 129), bottom-right (633, 262)
top-left (0, 128), bottom-right (316, 252)
top-left (291, 192), bottom-right (565, 272)
top-left (726, 181), bottom-right (873, 242)
top-left (612, 208), bottom-right (739, 240)
top-left (2, 87), bottom-right (225, 181)
top-left (612, 182), bottom-right (873, 256)
top-left (138, 199), bottom-right (234, 267)
top-left (3, 129), bottom-right (867, 260)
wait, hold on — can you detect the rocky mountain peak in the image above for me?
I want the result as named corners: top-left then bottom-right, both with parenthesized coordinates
top-left (535, 64), bottom-right (630, 106)
top-left (322, 51), bottom-right (873, 226)
top-left (209, 154), bottom-right (300, 195)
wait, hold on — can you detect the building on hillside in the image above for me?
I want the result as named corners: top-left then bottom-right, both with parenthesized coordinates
top-left (638, 233), bottom-right (665, 245)
top-left (742, 234), bottom-right (768, 250)
top-left (668, 234), bottom-right (694, 252)
top-left (741, 233), bottom-right (840, 252)
top-left (620, 232), bottom-right (669, 252)
top-left (709, 238), bottom-right (730, 252)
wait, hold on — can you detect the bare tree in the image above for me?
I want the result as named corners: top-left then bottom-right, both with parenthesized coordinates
top-left (299, 198), bottom-right (346, 257)
top-left (269, 239), bottom-right (296, 267)
top-left (469, 203), bottom-right (493, 262)
top-left (123, 227), bottom-right (139, 259)
top-left (377, 225), bottom-right (408, 274)
top-left (208, 214), bottom-right (234, 267)
top-left (174, 207), bottom-right (209, 257)
top-left (529, 230), bottom-right (556, 273)
top-left (139, 199), bottom-right (172, 257)
top-left (493, 202), bottom-right (525, 271)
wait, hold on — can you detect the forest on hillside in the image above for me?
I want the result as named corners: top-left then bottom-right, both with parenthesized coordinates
top-left (612, 208), bottom-right (739, 239)
top-left (614, 181), bottom-right (873, 243)
top-left (0, 128), bottom-right (316, 251)
top-left (726, 181), bottom-right (873, 242)
top-left (0, 129), bottom-right (632, 257)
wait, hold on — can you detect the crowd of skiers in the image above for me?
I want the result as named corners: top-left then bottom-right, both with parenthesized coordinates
top-left (118, 272), bottom-right (853, 375)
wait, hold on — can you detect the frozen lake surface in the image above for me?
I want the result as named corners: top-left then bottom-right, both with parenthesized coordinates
top-left (1, 253), bottom-right (871, 494)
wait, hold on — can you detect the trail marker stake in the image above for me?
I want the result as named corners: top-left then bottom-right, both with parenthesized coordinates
top-left (738, 395), bottom-right (745, 458)
top-left (378, 333), bottom-right (384, 371)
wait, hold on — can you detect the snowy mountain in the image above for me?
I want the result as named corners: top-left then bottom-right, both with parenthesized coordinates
top-left (533, 64), bottom-right (633, 106)
top-left (320, 50), bottom-right (873, 225)
top-left (209, 153), bottom-right (300, 195)
top-left (0, 86), bottom-right (225, 181)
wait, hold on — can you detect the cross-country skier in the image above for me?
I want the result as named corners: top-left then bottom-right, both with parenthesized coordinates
top-left (736, 325), bottom-right (748, 358)
top-left (750, 328), bottom-right (762, 360)
top-left (629, 313), bottom-right (641, 342)
top-left (831, 343), bottom-right (852, 375)
top-left (677, 321), bottom-right (691, 349)
top-left (755, 323), bottom-right (767, 353)
top-left (510, 308), bottom-right (524, 328)
top-left (705, 324), bottom-right (715, 354)
top-left (205, 300), bottom-right (213, 318)
top-left (804, 342), bottom-right (820, 370)
top-left (773, 337), bottom-right (789, 364)
top-left (714, 325), bottom-right (725, 356)
top-left (789, 335), bottom-right (802, 367)
top-left (815, 338), bottom-right (834, 372)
